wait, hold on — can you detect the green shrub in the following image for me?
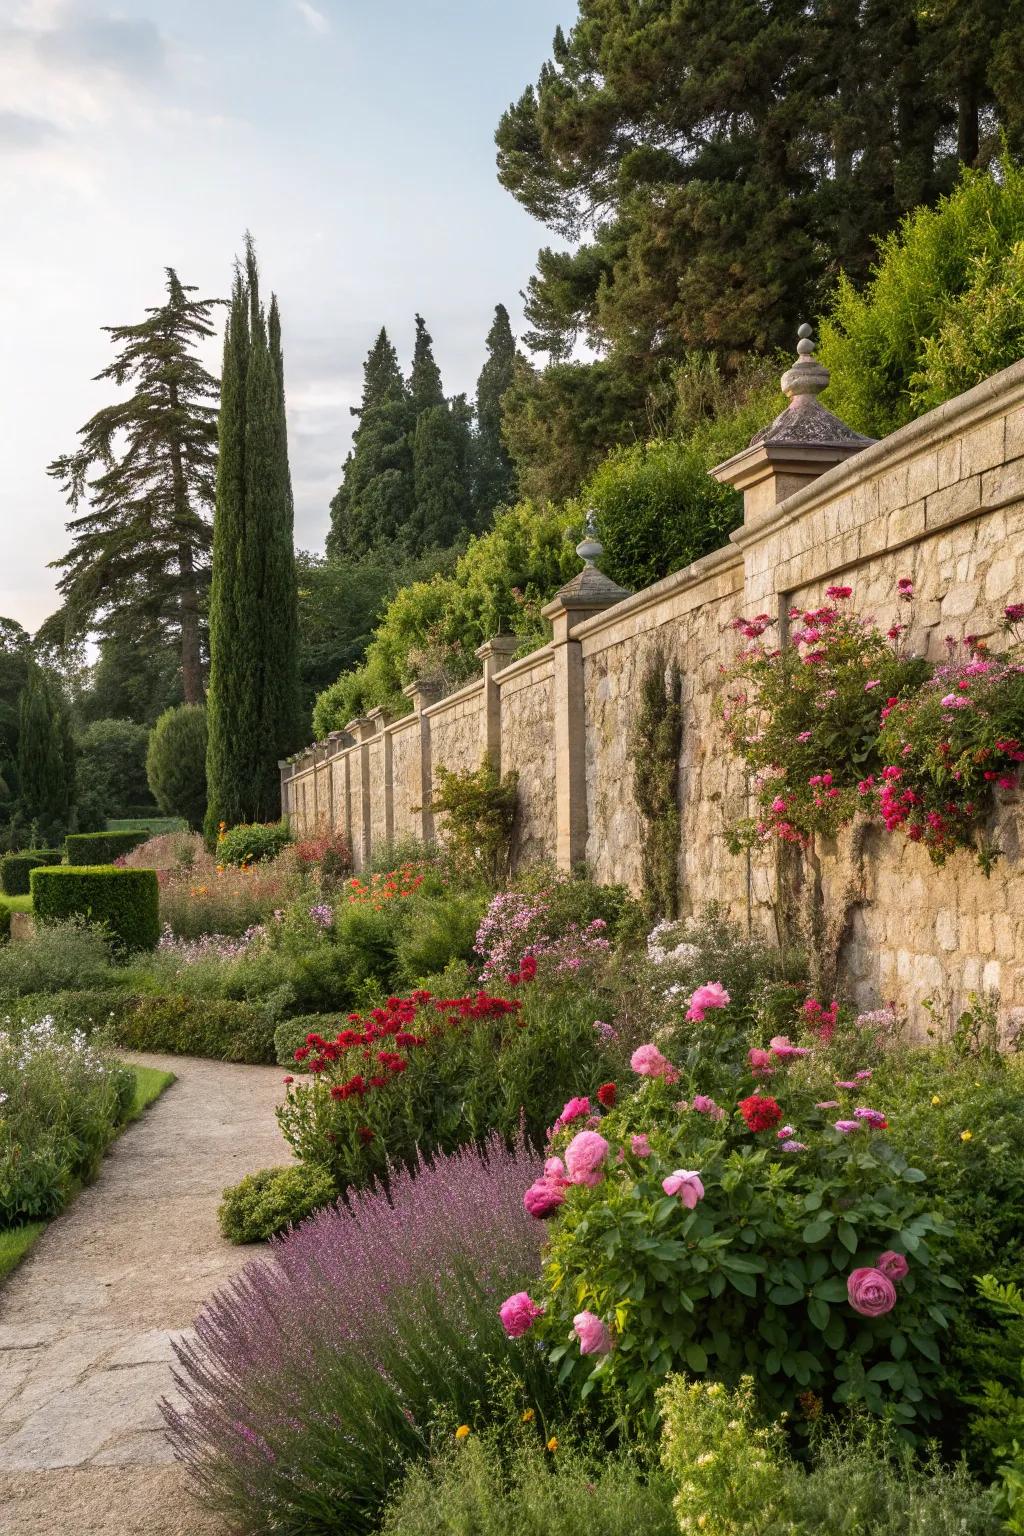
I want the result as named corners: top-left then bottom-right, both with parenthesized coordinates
top-left (430, 756), bottom-right (518, 886)
top-left (394, 891), bottom-right (488, 985)
top-left (64, 829), bottom-right (151, 864)
top-left (218, 1163), bottom-right (337, 1243)
top-left (274, 1013), bottom-right (351, 1067)
top-left (76, 718), bottom-right (151, 824)
top-left (0, 920), bottom-right (115, 998)
top-left (217, 821), bottom-right (291, 866)
top-left (31, 865), bottom-right (160, 953)
top-left (0, 849), bottom-right (62, 896)
top-left (383, 1427), bottom-right (676, 1536)
top-left (146, 704), bottom-right (208, 830)
top-left (14, 989), bottom-right (133, 1034)
top-left (0, 894), bottom-right (32, 944)
top-left (109, 994), bottom-right (276, 1063)
top-left (970, 1275), bottom-right (1024, 1529)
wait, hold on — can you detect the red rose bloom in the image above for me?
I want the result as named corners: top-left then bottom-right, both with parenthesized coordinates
top-left (357, 1125), bottom-right (375, 1145)
top-left (738, 1093), bottom-right (783, 1133)
top-left (596, 1082), bottom-right (617, 1109)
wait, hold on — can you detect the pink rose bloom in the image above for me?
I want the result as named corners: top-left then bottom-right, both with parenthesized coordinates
top-left (685, 981), bottom-right (731, 1023)
top-left (573, 1311), bottom-right (612, 1356)
top-left (565, 1130), bottom-right (610, 1186)
top-left (631, 1133), bottom-right (652, 1158)
top-left (847, 1266), bottom-right (897, 1317)
top-left (834, 1119), bottom-right (861, 1134)
top-left (691, 1094), bottom-right (722, 1118)
top-left (662, 1169), bottom-right (705, 1208)
top-left (544, 1156), bottom-right (566, 1180)
top-left (523, 1177), bottom-right (565, 1219)
top-left (748, 1047), bottom-right (775, 1077)
top-left (630, 1043), bottom-right (679, 1083)
top-left (558, 1096), bottom-right (591, 1127)
top-left (876, 1250), bottom-right (909, 1281)
top-left (499, 1292), bottom-right (544, 1337)
top-left (776, 1125), bottom-right (796, 1140)
top-left (769, 1035), bottom-right (811, 1059)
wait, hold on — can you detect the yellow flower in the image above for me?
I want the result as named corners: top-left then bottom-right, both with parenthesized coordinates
top-left (931, 1095), bottom-right (941, 1106)
top-left (455, 1425), bottom-right (470, 1440)
top-left (521, 1409), bottom-right (535, 1423)
top-left (960, 1129), bottom-right (973, 1142)
top-left (546, 1436), bottom-right (558, 1452)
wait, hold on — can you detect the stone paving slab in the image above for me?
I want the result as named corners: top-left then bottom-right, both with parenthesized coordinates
top-left (0, 1052), bottom-right (289, 1532)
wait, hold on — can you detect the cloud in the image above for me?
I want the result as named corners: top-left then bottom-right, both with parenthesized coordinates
top-left (292, 0), bottom-right (330, 35)
top-left (35, 14), bottom-right (167, 79)
top-left (0, 109), bottom-right (64, 151)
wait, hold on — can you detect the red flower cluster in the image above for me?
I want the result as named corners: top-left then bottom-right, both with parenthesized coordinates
top-left (505, 951), bottom-right (538, 987)
top-left (345, 864), bottom-right (429, 909)
top-left (596, 1082), bottom-right (617, 1109)
top-left (738, 1093), bottom-right (783, 1133)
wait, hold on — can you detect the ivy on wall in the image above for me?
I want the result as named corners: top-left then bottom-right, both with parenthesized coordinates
top-left (629, 648), bottom-right (683, 917)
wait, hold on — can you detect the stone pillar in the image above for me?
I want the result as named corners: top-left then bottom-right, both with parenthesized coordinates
top-left (402, 680), bottom-right (442, 844)
top-left (542, 516), bottom-right (629, 872)
top-left (475, 634), bottom-right (519, 770)
top-left (278, 760), bottom-right (292, 823)
top-left (367, 707), bottom-right (395, 846)
top-left (345, 717), bottom-right (376, 869)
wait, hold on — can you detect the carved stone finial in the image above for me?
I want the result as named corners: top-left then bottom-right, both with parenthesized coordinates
top-left (780, 322), bottom-right (830, 402)
top-left (576, 508), bottom-right (603, 569)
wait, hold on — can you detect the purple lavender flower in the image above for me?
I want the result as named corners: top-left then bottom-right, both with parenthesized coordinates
top-left (308, 903), bottom-right (334, 929)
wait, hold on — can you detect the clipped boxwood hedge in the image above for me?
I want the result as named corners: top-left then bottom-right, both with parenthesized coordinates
top-left (30, 865), bottom-right (160, 952)
top-left (0, 849), bottom-right (63, 896)
top-left (64, 830), bottom-right (151, 864)
top-left (274, 1012), bottom-right (352, 1067)
top-left (15, 989), bottom-right (276, 1064)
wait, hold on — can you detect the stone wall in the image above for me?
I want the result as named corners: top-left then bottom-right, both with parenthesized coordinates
top-left (281, 358), bottom-right (1024, 1023)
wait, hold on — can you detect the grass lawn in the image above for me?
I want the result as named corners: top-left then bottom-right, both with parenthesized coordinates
top-left (0, 1061), bottom-right (175, 1282)
top-left (106, 816), bottom-right (186, 834)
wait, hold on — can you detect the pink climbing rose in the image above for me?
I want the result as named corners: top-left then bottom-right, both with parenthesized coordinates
top-left (847, 1267), bottom-right (897, 1318)
top-left (499, 1292), bottom-right (544, 1338)
top-left (685, 981), bottom-right (731, 1022)
top-left (564, 1130), bottom-right (610, 1186)
top-left (662, 1169), bottom-right (705, 1208)
top-left (876, 1250), bottom-right (909, 1281)
top-left (630, 1043), bottom-right (679, 1083)
top-left (573, 1311), bottom-right (612, 1356)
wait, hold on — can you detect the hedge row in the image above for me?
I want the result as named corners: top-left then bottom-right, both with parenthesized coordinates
top-left (64, 830), bottom-right (151, 864)
top-left (0, 849), bottom-right (62, 896)
top-left (15, 990), bottom-right (277, 1065)
top-left (273, 1013), bottom-right (354, 1067)
top-left (30, 866), bottom-right (159, 953)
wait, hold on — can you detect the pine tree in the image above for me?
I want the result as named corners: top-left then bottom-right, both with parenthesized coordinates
top-left (17, 666), bottom-right (75, 843)
top-left (404, 315), bottom-right (472, 549)
top-left (326, 329), bottom-right (414, 558)
top-left (47, 270), bottom-right (220, 705)
top-left (473, 303), bottom-right (518, 520)
top-left (408, 313), bottom-right (445, 415)
top-left (205, 237), bottom-right (302, 838)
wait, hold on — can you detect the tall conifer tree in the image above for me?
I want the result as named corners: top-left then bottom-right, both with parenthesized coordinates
top-left (473, 303), bottom-right (518, 520)
top-left (16, 666), bottom-right (75, 843)
top-left (205, 237), bottom-right (301, 838)
top-left (326, 329), bottom-right (414, 558)
top-left (47, 270), bottom-right (219, 705)
top-left (407, 315), bottom-right (472, 549)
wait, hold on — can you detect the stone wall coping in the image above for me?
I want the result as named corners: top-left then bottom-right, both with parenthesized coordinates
top-left (731, 355), bottom-right (1024, 553)
top-left (422, 675), bottom-right (485, 720)
top-left (386, 711), bottom-right (419, 735)
top-left (492, 644), bottom-right (554, 684)
top-left (570, 542), bottom-right (743, 642)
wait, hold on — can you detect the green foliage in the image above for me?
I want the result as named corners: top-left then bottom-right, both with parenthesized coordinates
top-left (383, 1425), bottom-right (676, 1536)
top-left (658, 1376), bottom-right (1001, 1536)
top-left (217, 1163), bottom-right (336, 1243)
top-left (1, 849), bottom-right (62, 897)
top-left (328, 327), bottom-right (416, 559)
top-left (277, 980), bottom-right (609, 1195)
top-left (430, 756), bottom-right (518, 886)
top-left (822, 160), bottom-right (1024, 436)
top-left (0, 1015), bottom-right (135, 1226)
top-left (971, 1275), bottom-right (1024, 1530)
top-left (274, 1012), bottom-right (351, 1067)
top-left (31, 866), bottom-right (160, 953)
top-left (45, 269), bottom-right (218, 704)
top-left (64, 829), bottom-right (151, 863)
top-left (0, 921), bottom-right (114, 998)
top-left (146, 704), bottom-right (207, 829)
top-left (205, 238), bottom-right (302, 839)
top-left (0, 893), bottom-right (33, 944)
top-left (216, 820), bottom-right (291, 866)
top-left (76, 620), bottom-right (183, 727)
top-left (75, 717), bottom-right (152, 826)
top-left (473, 302), bottom-right (519, 519)
top-left (630, 650), bottom-right (682, 918)
top-left (17, 665), bottom-right (75, 844)
top-left (393, 890), bottom-right (488, 986)
top-left (14, 988), bottom-right (277, 1065)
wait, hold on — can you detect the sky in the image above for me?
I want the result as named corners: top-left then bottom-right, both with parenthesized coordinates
top-left (0, 0), bottom-right (576, 634)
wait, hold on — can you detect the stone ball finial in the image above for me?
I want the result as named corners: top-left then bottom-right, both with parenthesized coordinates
top-left (576, 508), bottom-right (604, 568)
top-left (781, 322), bottom-right (830, 402)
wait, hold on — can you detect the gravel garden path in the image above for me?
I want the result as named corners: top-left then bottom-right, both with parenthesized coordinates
top-left (0, 1052), bottom-right (289, 1535)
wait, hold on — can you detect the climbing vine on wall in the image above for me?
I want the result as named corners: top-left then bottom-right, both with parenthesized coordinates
top-left (629, 648), bottom-right (683, 917)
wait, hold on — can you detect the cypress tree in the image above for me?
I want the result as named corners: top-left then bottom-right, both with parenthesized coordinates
top-left (405, 315), bottom-right (472, 550)
top-left (326, 329), bottom-right (414, 559)
top-left (473, 303), bottom-right (518, 521)
top-left (17, 666), bottom-right (75, 843)
top-left (47, 270), bottom-right (219, 705)
top-left (205, 237), bottom-right (301, 839)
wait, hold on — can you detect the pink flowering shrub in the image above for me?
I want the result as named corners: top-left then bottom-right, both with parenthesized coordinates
top-left (719, 583), bottom-right (929, 846)
top-left (534, 1003), bottom-right (957, 1435)
top-left (873, 618), bottom-right (1024, 870)
top-left (474, 888), bottom-right (611, 985)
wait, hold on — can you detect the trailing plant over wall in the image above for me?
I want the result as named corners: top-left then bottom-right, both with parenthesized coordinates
top-left (429, 755), bottom-right (518, 886)
top-left (629, 649), bottom-right (682, 917)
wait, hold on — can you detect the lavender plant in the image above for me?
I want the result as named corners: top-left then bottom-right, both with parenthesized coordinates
top-left (165, 1132), bottom-right (568, 1535)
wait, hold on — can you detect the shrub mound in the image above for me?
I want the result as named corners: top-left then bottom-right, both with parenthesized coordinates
top-left (0, 849), bottom-right (63, 896)
top-left (217, 822), bottom-right (291, 866)
top-left (64, 830), bottom-right (152, 864)
top-left (31, 866), bottom-right (160, 953)
top-left (14, 989), bottom-right (277, 1063)
top-left (218, 1164), bottom-right (337, 1243)
top-left (274, 1013), bottom-right (351, 1067)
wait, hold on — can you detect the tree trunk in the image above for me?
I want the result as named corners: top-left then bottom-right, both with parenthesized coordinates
top-left (957, 85), bottom-right (980, 166)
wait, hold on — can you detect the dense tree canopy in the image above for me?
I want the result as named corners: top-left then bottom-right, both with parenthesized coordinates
top-left (473, 303), bottom-right (519, 517)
